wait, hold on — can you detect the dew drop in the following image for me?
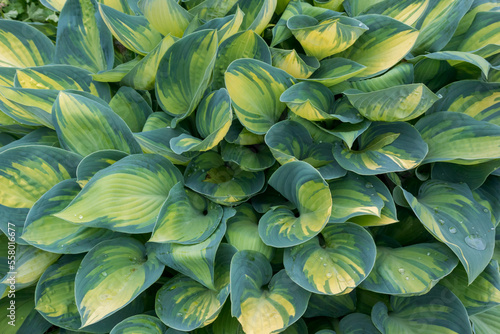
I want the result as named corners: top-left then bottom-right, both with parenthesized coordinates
top-left (491, 227), bottom-right (495, 231)
top-left (433, 207), bottom-right (439, 213)
top-left (359, 23), bottom-right (363, 26)
top-left (405, 276), bottom-right (409, 280)
top-left (323, 263), bottom-right (327, 267)
top-left (449, 226), bottom-right (457, 234)
top-left (177, 313), bottom-right (183, 317)
top-left (319, 141), bottom-right (323, 144)
top-left (398, 268), bottom-right (405, 274)
top-left (483, 208), bottom-right (489, 213)
top-left (326, 272), bottom-right (332, 278)
top-left (427, 252), bottom-right (431, 256)
top-left (465, 234), bottom-right (486, 251)
top-left (101, 272), bottom-right (108, 277)
top-left (438, 219), bottom-right (445, 225)
top-left (320, 257), bottom-right (324, 260)
top-left (459, 221), bottom-right (463, 224)
top-left (78, 215), bottom-right (83, 219)
top-left (365, 182), bottom-right (373, 188)
top-left (437, 94), bottom-right (443, 98)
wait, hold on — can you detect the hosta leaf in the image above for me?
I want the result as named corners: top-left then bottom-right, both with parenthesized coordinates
top-left (280, 82), bottom-right (335, 121)
top-left (134, 128), bottom-right (193, 166)
top-left (0, 288), bottom-right (51, 334)
top-left (121, 35), bottom-right (177, 91)
top-left (258, 161), bottom-right (332, 247)
top-left (230, 250), bottom-right (310, 334)
top-left (360, 243), bottom-right (458, 296)
top-left (270, 48), bottom-right (320, 79)
top-left (53, 92), bottom-right (141, 156)
top-left (76, 150), bottom-right (128, 187)
top-left (440, 260), bottom-right (500, 315)
top-left (0, 128), bottom-right (59, 154)
top-left (142, 112), bottom-right (174, 132)
top-left (55, 0), bottom-right (113, 73)
top-left (235, 0), bottom-right (277, 35)
top-left (213, 30), bottom-right (271, 90)
top-left (284, 223), bottom-right (376, 295)
top-left (155, 244), bottom-right (236, 331)
top-left (108, 87), bottom-right (153, 132)
top-left (154, 220), bottom-right (227, 290)
top-left (400, 180), bottom-right (495, 283)
top-left (184, 151), bottom-right (265, 205)
top-left (110, 315), bottom-right (167, 334)
top-left (0, 245), bottom-right (60, 294)
top-left (139, 0), bottom-right (194, 37)
top-left (287, 15), bottom-right (368, 60)
top-left (98, 4), bottom-right (162, 55)
top-left (150, 182), bottom-right (223, 244)
top-left (225, 204), bottom-right (274, 260)
top-left (338, 14), bottom-right (419, 79)
top-left (220, 142), bottom-right (276, 172)
top-left (187, 9), bottom-right (244, 45)
top-left (170, 88), bottom-right (232, 154)
top-left (15, 65), bottom-right (111, 101)
top-left (0, 20), bottom-right (54, 68)
top-left (412, 0), bottom-right (473, 55)
top-left (428, 81), bottom-right (500, 126)
top-left (371, 285), bottom-right (472, 334)
top-left (225, 120), bottom-right (265, 145)
top-left (415, 111), bottom-right (500, 164)
top-left (344, 84), bottom-right (439, 122)
top-left (75, 237), bottom-right (164, 327)
top-left (91, 58), bottom-right (142, 83)
top-left (265, 120), bottom-right (345, 180)
top-left (188, 0), bottom-right (240, 21)
top-left (54, 154), bottom-right (183, 233)
top-left (22, 179), bottom-right (119, 254)
top-left (301, 58), bottom-right (367, 87)
top-left (334, 121), bottom-right (428, 175)
top-left (409, 51), bottom-right (492, 78)
top-left (327, 172), bottom-right (384, 224)
top-left (271, 0), bottom-right (302, 46)
top-left (431, 160), bottom-right (500, 191)
top-left (356, 0), bottom-right (429, 26)
top-left (40, 0), bottom-right (67, 11)
top-left (0, 145), bottom-right (81, 235)
top-left (473, 175), bottom-right (500, 226)
top-left (156, 29), bottom-right (218, 127)
top-left (456, 11), bottom-right (500, 54)
top-left (0, 67), bottom-right (17, 87)
top-left (0, 86), bottom-right (58, 127)
top-left (470, 305), bottom-right (500, 334)
top-left (330, 63), bottom-right (414, 94)
top-left (303, 291), bottom-right (356, 318)
top-left (225, 58), bottom-right (295, 135)
top-left (339, 312), bottom-right (380, 334)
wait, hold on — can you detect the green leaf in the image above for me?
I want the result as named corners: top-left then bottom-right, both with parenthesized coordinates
top-left (220, 141), bottom-right (276, 172)
top-left (15, 65), bottom-right (111, 102)
top-left (230, 250), bottom-right (310, 334)
top-left (327, 172), bottom-right (384, 224)
top-left (139, 0), bottom-right (194, 37)
top-left (431, 160), bottom-right (500, 191)
top-left (303, 291), bottom-right (356, 318)
top-left (150, 182), bottom-right (223, 244)
top-left (334, 121), bottom-right (428, 175)
top-left (338, 14), bottom-right (418, 79)
top-left (154, 220), bottom-right (227, 290)
top-left (75, 237), bottom-right (164, 327)
top-left (225, 58), bottom-right (296, 135)
top-left (287, 15), bottom-right (368, 60)
top-left (170, 88), bottom-right (232, 154)
top-left (456, 11), bottom-right (500, 54)
top-left (271, 48), bottom-right (320, 79)
top-left (400, 180), bottom-right (495, 283)
top-left (409, 51), bottom-right (492, 78)
top-left (235, 0), bottom-right (277, 35)
top-left (440, 260), bottom-right (500, 315)
top-left (284, 222), bottom-right (376, 295)
top-left (225, 203), bottom-right (274, 260)
top-left (156, 29), bottom-right (218, 127)
top-left (360, 243), bottom-right (458, 296)
top-left (54, 154), bottom-right (183, 233)
top-left (415, 111), bottom-right (500, 164)
top-left (110, 315), bottom-right (167, 334)
top-left (53, 92), bottom-right (142, 156)
top-left (184, 151), bottom-right (266, 206)
top-left (0, 145), bottom-right (81, 236)
top-left (301, 57), bottom-right (367, 87)
top-left (75, 149), bottom-right (128, 187)
top-left (155, 244), bottom-right (236, 331)
top-left (470, 305), bottom-right (500, 334)
top-left (98, 3), bottom-right (163, 55)
top-left (371, 285), bottom-right (472, 334)
top-left (473, 175), bottom-right (500, 226)
top-left (134, 128), bottom-right (193, 166)
top-left (355, 0), bottom-right (429, 26)
top-left (265, 120), bottom-right (345, 180)
top-left (55, 0), bottom-right (113, 73)
top-left (411, 0), bottom-right (473, 55)
top-left (280, 82), bottom-right (335, 121)
top-left (258, 161), bottom-right (332, 247)
top-left (344, 84), bottom-right (439, 122)
top-left (0, 20), bottom-right (54, 67)
top-left (22, 179), bottom-right (119, 254)
top-left (108, 87), bottom-right (153, 132)
top-left (339, 312), bottom-right (380, 334)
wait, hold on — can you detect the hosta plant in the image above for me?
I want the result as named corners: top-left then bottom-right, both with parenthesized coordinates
top-left (0, 0), bottom-right (500, 333)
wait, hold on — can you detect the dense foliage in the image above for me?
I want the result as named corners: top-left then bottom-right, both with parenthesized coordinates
top-left (0, 0), bottom-right (499, 333)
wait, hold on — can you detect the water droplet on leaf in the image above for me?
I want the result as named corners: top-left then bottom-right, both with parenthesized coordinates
top-left (449, 226), bottom-right (457, 234)
top-left (465, 234), bottom-right (486, 250)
